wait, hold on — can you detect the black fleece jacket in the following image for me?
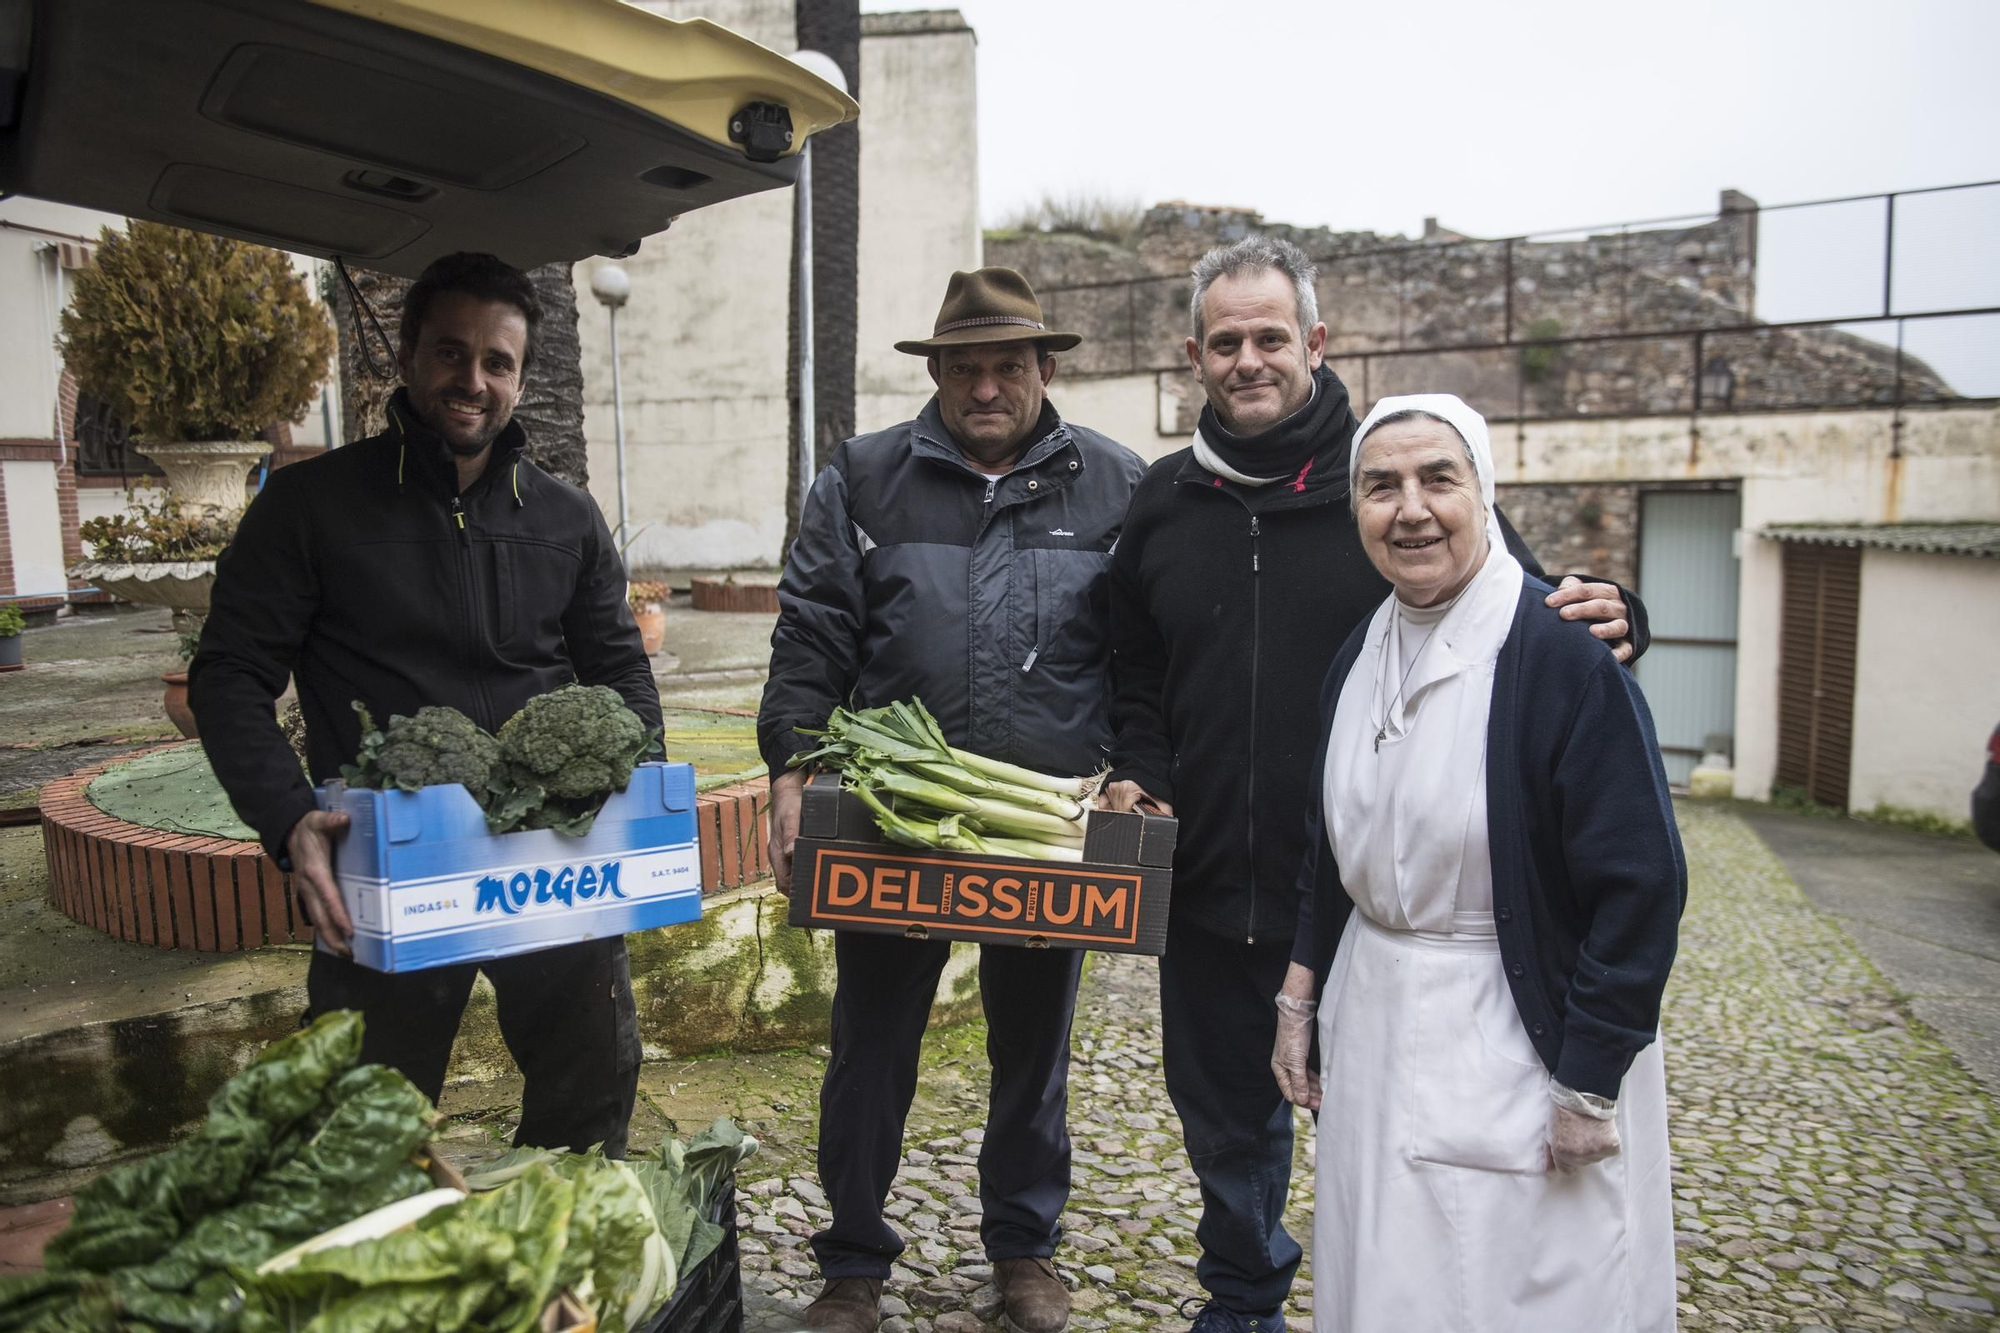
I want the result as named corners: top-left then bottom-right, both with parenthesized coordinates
top-left (190, 390), bottom-right (660, 861)
top-left (1107, 388), bottom-right (1649, 944)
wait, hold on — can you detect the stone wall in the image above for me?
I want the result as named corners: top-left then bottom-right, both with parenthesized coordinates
top-left (1494, 482), bottom-right (1640, 587)
top-left (990, 191), bottom-right (1953, 425)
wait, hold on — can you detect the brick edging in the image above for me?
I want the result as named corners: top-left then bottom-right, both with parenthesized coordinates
top-left (37, 744), bottom-right (306, 952)
top-left (37, 753), bottom-right (771, 951)
top-left (689, 579), bottom-right (780, 614)
top-left (695, 782), bottom-right (771, 893)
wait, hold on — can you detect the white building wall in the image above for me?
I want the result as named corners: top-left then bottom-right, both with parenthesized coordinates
top-left (854, 12), bottom-right (980, 435)
top-left (2, 461), bottom-right (65, 594)
top-left (0, 200), bottom-right (125, 440)
top-left (579, 4), bottom-right (981, 570)
top-left (1847, 551), bottom-right (2000, 821)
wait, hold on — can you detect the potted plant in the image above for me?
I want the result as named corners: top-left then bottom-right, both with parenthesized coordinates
top-left (61, 221), bottom-right (333, 614)
top-left (0, 602), bottom-right (25, 673)
top-left (161, 613), bottom-right (204, 738)
top-left (627, 580), bottom-right (671, 657)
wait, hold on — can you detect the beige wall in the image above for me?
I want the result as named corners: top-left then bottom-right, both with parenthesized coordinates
top-left (854, 13), bottom-right (980, 435)
top-left (1719, 406), bottom-right (2000, 801)
top-left (581, 4), bottom-right (981, 570)
top-left (1846, 551), bottom-right (2000, 820)
top-left (2, 461), bottom-right (64, 594)
top-left (0, 200), bottom-right (124, 441)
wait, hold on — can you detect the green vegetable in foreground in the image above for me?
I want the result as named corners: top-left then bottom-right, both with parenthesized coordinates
top-left (238, 1119), bottom-right (757, 1333)
top-left (792, 698), bottom-right (1104, 860)
top-left (0, 1012), bottom-right (436, 1333)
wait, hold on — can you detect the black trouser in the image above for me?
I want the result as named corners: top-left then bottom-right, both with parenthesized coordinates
top-left (811, 930), bottom-right (1083, 1278)
top-left (1158, 919), bottom-right (1302, 1315)
top-left (305, 935), bottom-right (642, 1157)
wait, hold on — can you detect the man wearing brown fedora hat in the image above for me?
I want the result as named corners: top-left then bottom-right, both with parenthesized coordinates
top-left (758, 267), bottom-right (1147, 1333)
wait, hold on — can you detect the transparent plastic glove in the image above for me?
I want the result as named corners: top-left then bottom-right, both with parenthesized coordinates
top-left (1547, 1079), bottom-right (1620, 1172)
top-left (1272, 989), bottom-right (1321, 1112)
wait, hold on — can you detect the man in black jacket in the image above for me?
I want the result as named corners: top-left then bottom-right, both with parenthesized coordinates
top-left (1103, 237), bottom-right (1645, 1333)
top-left (190, 252), bottom-right (660, 1157)
top-left (760, 268), bottom-right (1146, 1333)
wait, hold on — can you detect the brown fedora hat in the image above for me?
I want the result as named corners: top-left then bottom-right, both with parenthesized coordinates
top-left (894, 266), bottom-right (1082, 356)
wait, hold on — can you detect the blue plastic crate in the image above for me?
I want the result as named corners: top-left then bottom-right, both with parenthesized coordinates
top-left (317, 761), bottom-right (703, 972)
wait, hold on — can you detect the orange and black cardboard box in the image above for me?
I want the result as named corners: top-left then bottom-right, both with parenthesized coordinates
top-left (788, 773), bottom-right (1176, 955)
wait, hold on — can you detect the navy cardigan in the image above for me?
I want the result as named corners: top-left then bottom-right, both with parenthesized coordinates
top-left (1290, 575), bottom-right (1687, 1100)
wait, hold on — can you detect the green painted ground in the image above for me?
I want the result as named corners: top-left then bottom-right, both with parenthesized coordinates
top-left (78, 706), bottom-right (765, 838)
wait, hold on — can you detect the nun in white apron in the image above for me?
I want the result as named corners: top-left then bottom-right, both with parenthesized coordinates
top-left (1271, 394), bottom-right (1683, 1332)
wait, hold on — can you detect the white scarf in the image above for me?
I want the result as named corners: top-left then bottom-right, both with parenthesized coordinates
top-left (1324, 394), bottom-right (1523, 929)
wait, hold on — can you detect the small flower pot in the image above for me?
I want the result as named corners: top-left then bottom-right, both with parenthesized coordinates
top-left (0, 634), bottom-right (21, 673)
top-left (162, 670), bottom-right (199, 737)
top-left (635, 602), bottom-right (668, 657)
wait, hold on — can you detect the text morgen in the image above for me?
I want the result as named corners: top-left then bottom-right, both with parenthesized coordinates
top-left (475, 860), bottom-right (626, 916)
top-left (809, 849), bottom-right (1143, 944)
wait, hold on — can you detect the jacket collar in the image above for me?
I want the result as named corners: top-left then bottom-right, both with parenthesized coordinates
top-left (383, 388), bottom-right (529, 498)
top-left (910, 396), bottom-right (1073, 477)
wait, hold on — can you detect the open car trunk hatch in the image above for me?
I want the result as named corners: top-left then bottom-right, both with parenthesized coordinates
top-left (0, 0), bottom-right (856, 275)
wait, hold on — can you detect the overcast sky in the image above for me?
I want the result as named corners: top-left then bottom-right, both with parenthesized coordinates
top-left (862, 0), bottom-right (1999, 242)
top-left (858, 0), bottom-right (2000, 391)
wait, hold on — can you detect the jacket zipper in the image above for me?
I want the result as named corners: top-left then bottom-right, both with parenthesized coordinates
top-left (1246, 512), bottom-right (1261, 943)
top-left (448, 496), bottom-right (494, 728)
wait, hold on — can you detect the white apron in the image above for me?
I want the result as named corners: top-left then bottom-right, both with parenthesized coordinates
top-left (1309, 745), bottom-right (1677, 1333)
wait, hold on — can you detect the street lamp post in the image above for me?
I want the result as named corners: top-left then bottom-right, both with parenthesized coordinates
top-left (789, 49), bottom-right (849, 527)
top-left (590, 262), bottom-right (633, 554)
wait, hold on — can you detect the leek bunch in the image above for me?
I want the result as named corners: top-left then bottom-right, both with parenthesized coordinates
top-left (791, 699), bottom-right (1105, 862)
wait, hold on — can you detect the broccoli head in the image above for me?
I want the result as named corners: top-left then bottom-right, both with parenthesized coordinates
top-left (489, 685), bottom-right (658, 835)
top-left (340, 703), bottom-right (500, 803)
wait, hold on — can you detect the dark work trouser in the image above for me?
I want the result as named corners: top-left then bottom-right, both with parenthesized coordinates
top-left (811, 930), bottom-right (1083, 1278)
top-left (305, 935), bottom-right (641, 1157)
top-left (1158, 919), bottom-right (1302, 1315)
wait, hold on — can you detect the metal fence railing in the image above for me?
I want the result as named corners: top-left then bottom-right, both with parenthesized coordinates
top-left (1037, 181), bottom-right (2000, 425)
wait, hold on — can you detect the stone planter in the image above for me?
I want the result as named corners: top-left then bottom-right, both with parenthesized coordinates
top-left (161, 671), bottom-right (198, 738)
top-left (68, 560), bottom-right (218, 614)
top-left (635, 602), bottom-right (668, 656)
top-left (133, 440), bottom-right (267, 515)
top-left (0, 634), bottom-right (21, 673)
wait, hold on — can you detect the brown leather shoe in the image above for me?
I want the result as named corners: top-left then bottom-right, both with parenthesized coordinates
top-left (995, 1256), bottom-right (1071, 1333)
top-left (801, 1276), bottom-right (882, 1333)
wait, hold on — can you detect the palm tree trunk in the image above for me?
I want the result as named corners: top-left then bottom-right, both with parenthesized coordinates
top-left (785, 0), bottom-right (860, 556)
top-left (332, 261), bottom-right (588, 489)
top-left (513, 262), bottom-right (589, 488)
top-left (332, 266), bottom-right (409, 443)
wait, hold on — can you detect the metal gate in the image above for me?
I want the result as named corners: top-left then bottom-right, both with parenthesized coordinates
top-left (1775, 542), bottom-right (1861, 807)
top-left (1634, 490), bottom-right (1741, 788)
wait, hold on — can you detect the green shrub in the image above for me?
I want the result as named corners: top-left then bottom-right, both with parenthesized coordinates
top-left (0, 603), bottom-right (24, 637)
top-left (78, 494), bottom-right (237, 562)
top-left (59, 222), bottom-right (334, 443)
top-left (1520, 316), bottom-right (1563, 383)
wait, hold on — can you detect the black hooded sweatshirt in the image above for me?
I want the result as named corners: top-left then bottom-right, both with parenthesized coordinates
top-left (1106, 366), bottom-right (1648, 943)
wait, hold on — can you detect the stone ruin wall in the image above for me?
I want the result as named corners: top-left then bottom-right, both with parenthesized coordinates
top-left (987, 191), bottom-right (1951, 430)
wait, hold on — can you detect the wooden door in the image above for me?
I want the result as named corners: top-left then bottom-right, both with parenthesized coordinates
top-left (1776, 543), bottom-right (1860, 807)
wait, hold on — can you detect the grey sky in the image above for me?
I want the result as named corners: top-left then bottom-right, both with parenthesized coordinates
top-left (862, 0), bottom-right (1998, 241)
top-left (862, 0), bottom-right (2000, 393)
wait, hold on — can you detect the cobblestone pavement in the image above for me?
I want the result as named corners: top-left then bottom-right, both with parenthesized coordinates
top-left (728, 803), bottom-right (2000, 1331)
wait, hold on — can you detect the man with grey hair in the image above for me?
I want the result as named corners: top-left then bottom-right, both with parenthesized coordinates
top-left (1101, 235), bottom-right (1647, 1332)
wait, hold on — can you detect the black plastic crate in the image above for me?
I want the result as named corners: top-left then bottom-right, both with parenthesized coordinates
top-left (642, 1168), bottom-right (743, 1333)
